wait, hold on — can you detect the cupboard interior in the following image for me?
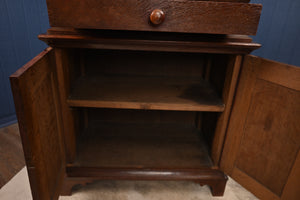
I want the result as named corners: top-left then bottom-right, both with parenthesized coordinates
top-left (74, 108), bottom-right (216, 168)
top-left (60, 48), bottom-right (236, 168)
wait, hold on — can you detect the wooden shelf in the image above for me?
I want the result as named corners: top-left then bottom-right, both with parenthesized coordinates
top-left (73, 122), bottom-right (213, 169)
top-left (68, 75), bottom-right (224, 112)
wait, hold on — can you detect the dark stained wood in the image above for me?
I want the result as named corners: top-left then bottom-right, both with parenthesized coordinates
top-left (281, 151), bottom-right (300, 200)
top-left (231, 168), bottom-right (280, 200)
top-left (0, 124), bottom-right (25, 188)
top-left (61, 113), bottom-right (227, 196)
top-left (66, 168), bottom-right (225, 183)
top-left (74, 122), bottom-right (212, 168)
top-left (46, 0), bottom-right (261, 35)
top-left (60, 107), bottom-right (227, 196)
top-left (235, 80), bottom-right (299, 195)
top-left (39, 29), bottom-right (261, 54)
top-left (220, 55), bottom-right (300, 200)
top-left (204, 56), bottom-right (213, 81)
top-left (211, 55), bottom-right (242, 165)
top-left (10, 48), bottom-right (65, 200)
top-left (10, 0), bottom-right (269, 198)
top-left (87, 108), bottom-right (197, 126)
top-left (46, 28), bottom-right (255, 43)
top-left (83, 49), bottom-right (206, 78)
top-left (54, 48), bottom-right (78, 163)
top-left (61, 169), bottom-right (227, 196)
top-left (68, 75), bottom-right (224, 112)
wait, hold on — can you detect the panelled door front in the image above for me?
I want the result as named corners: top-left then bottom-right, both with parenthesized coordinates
top-left (221, 55), bottom-right (300, 200)
top-left (10, 47), bottom-right (65, 200)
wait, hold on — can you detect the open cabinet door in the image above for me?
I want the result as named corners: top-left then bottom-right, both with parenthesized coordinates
top-left (10, 47), bottom-right (65, 200)
top-left (221, 55), bottom-right (300, 200)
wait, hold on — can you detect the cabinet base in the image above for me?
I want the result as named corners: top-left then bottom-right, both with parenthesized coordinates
top-left (61, 168), bottom-right (228, 197)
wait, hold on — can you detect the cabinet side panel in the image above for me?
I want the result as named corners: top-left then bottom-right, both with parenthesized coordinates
top-left (211, 55), bottom-right (242, 165)
top-left (54, 48), bottom-right (78, 163)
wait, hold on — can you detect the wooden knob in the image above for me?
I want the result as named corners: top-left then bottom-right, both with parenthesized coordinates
top-left (150, 9), bottom-right (165, 25)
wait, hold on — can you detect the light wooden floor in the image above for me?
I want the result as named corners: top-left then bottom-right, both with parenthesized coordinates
top-left (0, 123), bottom-right (25, 188)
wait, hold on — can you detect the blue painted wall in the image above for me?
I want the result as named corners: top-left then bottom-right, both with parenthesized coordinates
top-left (251, 0), bottom-right (300, 66)
top-left (0, 0), bottom-right (299, 127)
top-left (0, 0), bottom-right (49, 127)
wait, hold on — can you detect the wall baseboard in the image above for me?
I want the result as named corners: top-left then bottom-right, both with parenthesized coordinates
top-left (0, 115), bottom-right (17, 128)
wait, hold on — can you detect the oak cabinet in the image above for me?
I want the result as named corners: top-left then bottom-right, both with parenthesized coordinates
top-left (9, 0), bottom-right (300, 200)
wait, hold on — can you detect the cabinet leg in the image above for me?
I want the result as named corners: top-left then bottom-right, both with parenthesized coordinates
top-left (195, 174), bottom-right (228, 196)
top-left (210, 179), bottom-right (227, 196)
top-left (60, 183), bottom-right (73, 196)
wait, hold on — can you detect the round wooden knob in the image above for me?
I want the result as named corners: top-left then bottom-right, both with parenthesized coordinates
top-left (150, 9), bottom-right (165, 25)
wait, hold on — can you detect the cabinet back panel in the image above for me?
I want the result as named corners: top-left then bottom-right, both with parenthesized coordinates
top-left (202, 112), bottom-right (219, 151)
top-left (74, 108), bottom-right (214, 168)
top-left (209, 55), bottom-right (235, 95)
top-left (83, 49), bottom-right (205, 78)
top-left (87, 108), bottom-right (197, 126)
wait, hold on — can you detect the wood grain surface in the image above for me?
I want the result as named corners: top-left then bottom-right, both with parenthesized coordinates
top-left (46, 0), bottom-right (261, 35)
top-left (10, 48), bottom-right (66, 200)
top-left (39, 28), bottom-right (261, 54)
top-left (68, 75), bottom-right (224, 112)
top-left (63, 168), bottom-right (227, 196)
top-left (220, 55), bottom-right (300, 200)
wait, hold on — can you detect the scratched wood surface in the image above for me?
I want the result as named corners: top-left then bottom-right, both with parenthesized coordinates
top-left (46, 0), bottom-right (261, 35)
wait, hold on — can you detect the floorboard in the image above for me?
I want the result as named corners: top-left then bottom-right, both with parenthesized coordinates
top-left (0, 123), bottom-right (25, 188)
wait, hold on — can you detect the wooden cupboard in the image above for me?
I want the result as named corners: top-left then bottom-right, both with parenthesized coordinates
top-left (9, 0), bottom-right (300, 199)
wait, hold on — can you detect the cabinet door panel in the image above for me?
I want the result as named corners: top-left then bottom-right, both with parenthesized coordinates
top-left (221, 55), bottom-right (300, 200)
top-left (10, 47), bottom-right (65, 200)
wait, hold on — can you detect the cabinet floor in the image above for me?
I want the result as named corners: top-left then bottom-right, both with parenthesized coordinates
top-left (74, 122), bottom-right (213, 169)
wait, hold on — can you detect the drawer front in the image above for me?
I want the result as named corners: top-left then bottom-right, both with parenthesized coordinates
top-left (47, 0), bottom-right (262, 35)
